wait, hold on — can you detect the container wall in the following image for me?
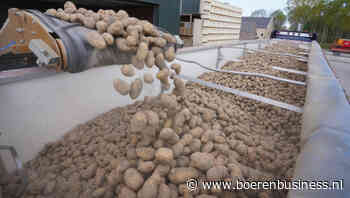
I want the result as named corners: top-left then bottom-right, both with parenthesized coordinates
top-left (289, 41), bottom-right (350, 198)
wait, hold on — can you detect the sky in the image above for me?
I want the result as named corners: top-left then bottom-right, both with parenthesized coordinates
top-left (220, 0), bottom-right (288, 16)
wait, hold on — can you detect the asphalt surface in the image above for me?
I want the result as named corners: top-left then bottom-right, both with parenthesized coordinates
top-left (324, 51), bottom-right (350, 101)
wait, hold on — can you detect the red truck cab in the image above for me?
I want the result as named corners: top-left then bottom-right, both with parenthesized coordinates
top-left (331, 38), bottom-right (350, 55)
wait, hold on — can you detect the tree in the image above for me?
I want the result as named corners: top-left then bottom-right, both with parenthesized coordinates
top-left (270, 10), bottom-right (287, 30)
top-left (287, 0), bottom-right (350, 44)
top-left (250, 9), bottom-right (268, 17)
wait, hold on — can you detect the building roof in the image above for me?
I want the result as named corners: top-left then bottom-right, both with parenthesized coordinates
top-left (241, 17), bottom-right (272, 29)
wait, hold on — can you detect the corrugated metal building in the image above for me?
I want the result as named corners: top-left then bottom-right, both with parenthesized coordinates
top-left (0, 0), bottom-right (180, 34)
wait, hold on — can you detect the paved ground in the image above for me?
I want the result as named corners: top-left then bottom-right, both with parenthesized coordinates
top-left (324, 51), bottom-right (350, 101)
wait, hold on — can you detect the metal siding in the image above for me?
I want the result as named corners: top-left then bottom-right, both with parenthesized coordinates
top-left (182, 0), bottom-right (200, 14)
top-left (138, 0), bottom-right (180, 34)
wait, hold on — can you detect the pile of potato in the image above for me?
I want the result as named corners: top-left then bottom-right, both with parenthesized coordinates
top-left (0, 40), bottom-right (306, 198)
top-left (46, 1), bottom-right (182, 100)
top-left (247, 43), bottom-right (308, 72)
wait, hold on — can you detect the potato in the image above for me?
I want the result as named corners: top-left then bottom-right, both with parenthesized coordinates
top-left (121, 64), bottom-right (135, 77)
top-left (91, 13), bottom-right (101, 22)
top-left (190, 152), bottom-right (215, 171)
top-left (138, 161), bottom-right (155, 174)
top-left (136, 147), bottom-right (155, 161)
top-left (64, 7), bottom-right (75, 14)
top-left (83, 17), bottom-right (96, 29)
top-left (158, 184), bottom-right (172, 198)
top-left (168, 167), bottom-right (200, 184)
top-left (144, 73), bottom-right (154, 84)
top-left (173, 77), bottom-right (186, 96)
top-left (75, 13), bottom-right (85, 24)
top-left (103, 15), bottom-right (117, 25)
top-left (131, 56), bottom-right (144, 70)
top-left (116, 38), bottom-right (132, 52)
top-left (154, 38), bottom-right (167, 48)
top-left (69, 13), bottom-right (79, 23)
top-left (102, 33), bottom-right (114, 46)
top-left (156, 69), bottom-right (170, 85)
top-left (81, 164), bottom-right (97, 179)
top-left (64, 1), bottom-right (77, 10)
top-left (116, 10), bottom-right (129, 19)
top-left (96, 21), bottom-right (108, 33)
top-left (122, 17), bottom-right (138, 27)
top-left (45, 9), bottom-right (57, 16)
top-left (113, 78), bottom-right (130, 96)
top-left (119, 187), bottom-right (137, 198)
top-left (107, 21), bottom-right (124, 36)
top-left (127, 25), bottom-right (143, 34)
top-left (172, 142), bottom-right (185, 158)
top-left (86, 31), bottom-right (107, 49)
top-left (124, 168), bottom-right (144, 191)
top-left (145, 51), bottom-right (155, 68)
top-left (171, 63), bottom-right (181, 74)
top-left (92, 187), bottom-right (106, 198)
top-left (151, 46), bottom-right (163, 56)
top-left (164, 46), bottom-right (176, 62)
top-left (155, 53), bottom-right (167, 70)
top-left (155, 148), bottom-right (174, 164)
top-left (57, 12), bottom-right (70, 21)
top-left (142, 21), bottom-right (159, 37)
top-left (201, 141), bottom-right (214, 153)
top-left (137, 174), bottom-right (162, 198)
top-left (162, 33), bottom-right (177, 43)
top-left (136, 42), bottom-right (149, 61)
top-left (206, 165), bottom-right (229, 180)
top-left (159, 128), bottom-right (179, 144)
top-left (130, 78), bottom-right (143, 99)
top-left (126, 35), bottom-right (139, 46)
top-left (130, 111), bottom-right (148, 133)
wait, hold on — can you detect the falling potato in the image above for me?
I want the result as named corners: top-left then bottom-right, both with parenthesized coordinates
top-left (113, 78), bottom-right (130, 96)
top-left (131, 56), bottom-right (144, 70)
top-left (171, 63), bottom-right (181, 74)
top-left (121, 64), bottom-right (135, 77)
top-left (144, 73), bottom-right (154, 84)
top-left (136, 42), bottom-right (149, 61)
top-left (145, 51), bottom-right (155, 68)
top-left (130, 78), bottom-right (143, 99)
top-left (165, 46), bottom-right (176, 62)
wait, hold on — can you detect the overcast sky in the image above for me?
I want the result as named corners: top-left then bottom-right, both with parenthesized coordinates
top-left (220, 0), bottom-right (288, 16)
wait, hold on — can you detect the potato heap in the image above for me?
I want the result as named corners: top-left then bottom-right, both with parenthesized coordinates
top-left (1, 42), bottom-right (305, 198)
top-left (46, 1), bottom-right (182, 100)
top-left (246, 43), bottom-right (308, 72)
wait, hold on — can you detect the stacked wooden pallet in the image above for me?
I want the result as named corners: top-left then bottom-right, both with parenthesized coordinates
top-left (199, 0), bottom-right (242, 44)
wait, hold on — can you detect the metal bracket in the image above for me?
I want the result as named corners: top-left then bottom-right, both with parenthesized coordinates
top-left (29, 39), bottom-right (59, 66)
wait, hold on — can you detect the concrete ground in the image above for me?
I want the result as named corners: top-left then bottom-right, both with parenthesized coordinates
top-left (324, 51), bottom-right (350, 101)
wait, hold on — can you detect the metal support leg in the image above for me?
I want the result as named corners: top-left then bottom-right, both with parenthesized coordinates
top-left (216, 47), bottom-right (222, 69)
top-left (243, 43), bottom-right (247, 59)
